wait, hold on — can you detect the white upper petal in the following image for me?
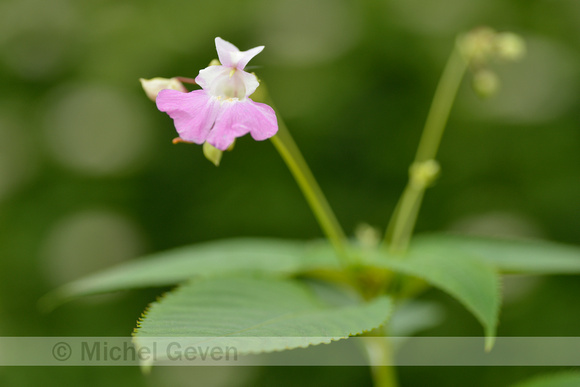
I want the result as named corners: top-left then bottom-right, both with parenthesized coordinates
top-left (215, 37), bottom-right (264, 70)
top-left (196, 65), bottom-right (260, 99)
top-left (237, 70), bottom-right (260, 96)
top-left (195, 65), bottom-right (227, 91)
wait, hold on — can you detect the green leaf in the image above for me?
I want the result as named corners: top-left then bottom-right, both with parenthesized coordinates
top-left (41, 238), bottom-right (339, 309)
top-left (133, 276), bottom-right (392, 361)
top-left (413, 234), bottom-right (580, 274)
top-left (512, 371), bottom-right (580, 387)
top-left (389, 301), bottom-right (445, 337)
top-left (361, 243), bottom-right (501, 349)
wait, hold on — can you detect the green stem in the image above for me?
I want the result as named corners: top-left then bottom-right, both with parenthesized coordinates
top-left (386, 185), bottom-right (425, 254)
top-left (270, 123), bottom-right (349, 264)
top-left (414, 46), bottom-right (468, 163)
top-left (253, 82), bottom-right (349, 263)
top-left (386, 44), bottom-right (468, 252)
top-left (362, 331), bottom-right (398, 387)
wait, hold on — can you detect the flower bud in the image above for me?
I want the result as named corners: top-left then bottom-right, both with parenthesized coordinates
top-left (355, 223), bottom-right (381, 249)
top-left (140, 77), bottom-right (187, 101)
top-left (409, 159), bottom-right (440, 189)
top-left (495, 32), bottom-right (526, 61)
top-left (472, 69), bottom-right (500, 98)
top-left (202, 142), bottom-right (223, 166)
top-left (457, 27), bottom-right (497, 64)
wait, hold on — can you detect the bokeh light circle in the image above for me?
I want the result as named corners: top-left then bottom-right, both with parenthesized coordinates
top-left (42, 84), bottom-right (153, 176)
top-left (40, 209), bottom-right (145, 286)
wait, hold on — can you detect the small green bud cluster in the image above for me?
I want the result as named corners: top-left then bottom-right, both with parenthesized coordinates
top-left (457, 27), bottom-right (526, 98)
top-left (355, 223), bottom-right (381, 249)
top-left (409, 159), bottom-right (440, 189)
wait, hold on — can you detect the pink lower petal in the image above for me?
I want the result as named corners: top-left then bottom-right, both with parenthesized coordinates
top-left (205, 100), bottom-right (247, 150)
top-left (244, 99), bottom-right (278, 141)
top-left (206, 99), bottom-right (278, 150)
top-left (156, 89), bottom-right (219, 144)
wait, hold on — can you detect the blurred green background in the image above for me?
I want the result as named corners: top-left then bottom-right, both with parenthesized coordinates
top-left (0, 0), bottom-right (579, 385)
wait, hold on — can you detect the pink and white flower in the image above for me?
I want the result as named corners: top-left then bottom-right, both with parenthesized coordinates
top-left (155, 37), bottom-right (278, 151)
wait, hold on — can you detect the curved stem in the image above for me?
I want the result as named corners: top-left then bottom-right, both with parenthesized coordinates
top-left (270, 124), bottom-right (349, 263)
top-left (415, 47), bottom-right (467, 163)
top-left (386, 45), bottom-right (468, 252)
top-left (253, 82), bottom-right (349, 263)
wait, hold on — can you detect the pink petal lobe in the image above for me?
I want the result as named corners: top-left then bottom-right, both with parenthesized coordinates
top-left (243, 99), bottom-right (279, 141)
top-left (205, 99), bottom-right (278, 150)
top-left (156, 89), bottom-right (219, 144)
